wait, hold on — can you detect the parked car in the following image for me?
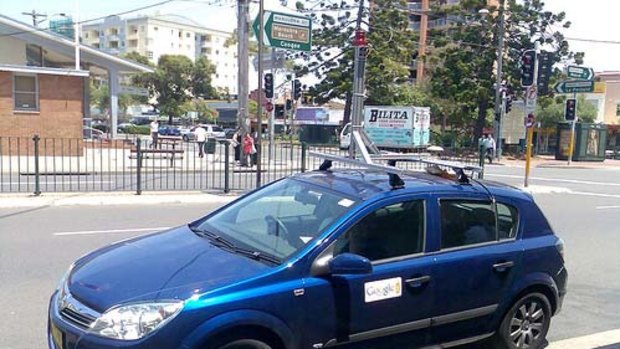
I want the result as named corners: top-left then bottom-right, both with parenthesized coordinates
top-left (158, 126), bottom-right (182, 136)
top-left (224, 128), bottom-right (237, 139)
top-left (48, 160), bottom-right (566, 349)
top-left (182, 124), bottom-right (226, 142)
top-left (83, 126), bottom-right (105, 140)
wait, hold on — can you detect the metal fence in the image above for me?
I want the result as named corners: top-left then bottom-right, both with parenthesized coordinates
top-left (0, 136), bottom-right (482, 195)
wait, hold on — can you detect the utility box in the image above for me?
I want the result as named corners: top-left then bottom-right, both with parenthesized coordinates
top-left (556, 123), bottom-right (607, 161)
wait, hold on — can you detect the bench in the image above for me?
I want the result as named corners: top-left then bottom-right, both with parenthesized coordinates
top-left (130, 149), bottom-right (185, 167)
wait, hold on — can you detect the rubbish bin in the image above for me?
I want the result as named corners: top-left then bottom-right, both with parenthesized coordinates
top-left (555, 122), bottom-right (607, 161)
top-left (205, 138), bottom-right (217, 154)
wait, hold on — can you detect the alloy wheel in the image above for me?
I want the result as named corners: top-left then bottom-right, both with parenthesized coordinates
top-left (508, 300), bottom-right (546, 348)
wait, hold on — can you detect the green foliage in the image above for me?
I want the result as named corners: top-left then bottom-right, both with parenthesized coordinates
top-left (296, 0), bottom-right (417, 108)
top-left (90, 80), bottom-right (132, 116)
top-left (427, 0), bottom-right (582, 138)
top-left (140, 55), bottom-right (218, 124)
top-left (122, 125), bottom-right (151, 135)
top-left (183, 99), bottom-right (219, 123)
top-left (536, 94), bottom-right (598, 127)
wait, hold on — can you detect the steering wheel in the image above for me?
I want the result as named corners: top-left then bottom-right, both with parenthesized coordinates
top-left (264, 215), bottom-right (303, 248)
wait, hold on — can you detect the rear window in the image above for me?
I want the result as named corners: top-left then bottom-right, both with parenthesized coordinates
top-left (497, 203), bottom-right (518, 240)
top-left (440, 200), bottom-right (496, 249)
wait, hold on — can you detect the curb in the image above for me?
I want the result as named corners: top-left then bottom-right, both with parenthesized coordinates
top-left (0, 191), bottom-right (239, 208)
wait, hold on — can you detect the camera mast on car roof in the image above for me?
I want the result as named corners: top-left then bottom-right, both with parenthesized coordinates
top-left (309, 128), bottom-right (481, 187)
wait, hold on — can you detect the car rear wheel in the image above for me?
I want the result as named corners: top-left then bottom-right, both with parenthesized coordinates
top-left (218, 339), bottom-right (272, 349)
top-left (183, 135), bottom-right (190, 142)
top-left (491, 292), bottom-right (551, 349)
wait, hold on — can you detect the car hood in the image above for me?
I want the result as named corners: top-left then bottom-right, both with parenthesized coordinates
top-left (68, 225), bottom-right (272, 312)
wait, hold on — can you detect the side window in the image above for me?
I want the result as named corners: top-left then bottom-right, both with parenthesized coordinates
top-left (334, 200), bottom-right (425, 262)
top-left (497, 203), bottom-right (518, 240)
top-left (440, 200), bottom-right (496, 249)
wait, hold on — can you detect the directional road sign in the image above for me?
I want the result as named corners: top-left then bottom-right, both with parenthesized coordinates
top-left (567, 66), bottom-right (595, 81)
top-left (554, 80), bottom-right (595, 94)
top-left (253, 11), bottom-right (312, 52)
top-left (120, 86), bottom-right (149, 97)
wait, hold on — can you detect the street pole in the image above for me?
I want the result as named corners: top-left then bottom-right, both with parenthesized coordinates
top-left (349, 0), bottom-right (367, 159)
top-left (415, 0), bottom-right (429, 82)
top-left (567, 92), bottom-right (577, 166)
top-left (237, 0), bottom-right (250, 166)
top-left (256, 0), bottom-right (264, 186)
top-left (524, 41), bottom-right (540, 188)
top-left (269, 48), bottom-right (276, 165)
top-left (494, 0), bottom-right (506, 160)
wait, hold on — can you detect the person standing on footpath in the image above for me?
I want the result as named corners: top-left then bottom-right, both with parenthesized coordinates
top-left (486, 134), bottom-right (496, 164)
top-left (193, 125), bottom-right (207, 158)
top-left (150, 119), bottom-right (159, 149)
top-left (242, 132), bottom-right (255, 167)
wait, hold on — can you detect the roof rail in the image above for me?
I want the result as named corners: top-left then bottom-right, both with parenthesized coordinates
top-left (308, 151), bottom-right (482, 186)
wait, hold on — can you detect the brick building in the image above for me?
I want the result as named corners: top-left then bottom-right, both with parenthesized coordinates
top-left (0, 15), bottom-right (153, 155)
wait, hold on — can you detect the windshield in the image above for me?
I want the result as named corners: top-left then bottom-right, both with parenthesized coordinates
top-left (195, 179), bottom-right (357, 261)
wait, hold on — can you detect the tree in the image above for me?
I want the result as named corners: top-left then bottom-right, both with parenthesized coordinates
top-left (295, 0), bottom-right (418, 123)
top-left (184, 99), bottom-right (219, 123)
top-left (427, 0), bottom-right (584, 140)
top-left (90, 80), bottom-right (132, 117)
top-left (142, 55), bottom-right (218, 124)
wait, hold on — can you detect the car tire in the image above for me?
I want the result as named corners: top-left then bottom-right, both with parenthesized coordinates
top-left (183, 135), bottom-right (190, 142)
top-left (490, 292), bottom-right (552, 349)
top-left (218, 339), bottom-right (272, 349)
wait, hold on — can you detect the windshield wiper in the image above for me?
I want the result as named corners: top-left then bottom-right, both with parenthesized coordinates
top-left (190, 226), bottom-right (281, 265)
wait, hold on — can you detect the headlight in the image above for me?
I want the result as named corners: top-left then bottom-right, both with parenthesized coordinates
top-left (90, 301), bottom-right (184, 340)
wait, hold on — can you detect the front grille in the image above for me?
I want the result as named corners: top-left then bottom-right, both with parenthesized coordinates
top-left (60, 307), bottom-right (96, 329)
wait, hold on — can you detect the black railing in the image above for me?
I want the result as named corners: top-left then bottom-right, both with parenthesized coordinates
top-left (0, 136), bottom-right (480, 195)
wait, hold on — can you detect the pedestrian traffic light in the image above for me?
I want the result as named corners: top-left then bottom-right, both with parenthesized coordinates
top-left (293, 79), bottom-right (302, 100)
top-left (521, 50), bottom-right (536, 87)
top-left (565, 98), bottom-right (577, 121)
top-left (505, 96), bottom-right (513, 114)
top-left (285, 99), bottom-right (292, 110)
top-left (264, 73), bottom-right (273, 99)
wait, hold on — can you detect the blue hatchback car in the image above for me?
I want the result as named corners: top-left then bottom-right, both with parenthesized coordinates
top-left (48, 168), bottom-right (567, 349)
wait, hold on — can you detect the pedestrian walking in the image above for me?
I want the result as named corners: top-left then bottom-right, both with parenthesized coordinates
top-left (150, 119), bottom-right (159, 149)
top-left (486, 134), bottom-right (496, 164)
top-left (232, 129), bottom-right (241, 164)
top-left (193, 125), bottom-right (207, 158)
top-left (242, 132), bottom-right (254, 167)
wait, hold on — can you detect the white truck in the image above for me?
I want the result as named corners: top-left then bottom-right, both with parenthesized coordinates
top-left (339, 106), bottom-right (431, 150)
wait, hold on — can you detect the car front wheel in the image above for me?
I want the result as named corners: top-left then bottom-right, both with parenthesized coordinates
top-left (218, 339), bottom-right (272, 349)
top-left (491, 292), bottom-right (552, 349)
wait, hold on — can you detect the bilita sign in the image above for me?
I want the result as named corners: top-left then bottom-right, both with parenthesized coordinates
top-left (363, 106), bottom-right (430, 148)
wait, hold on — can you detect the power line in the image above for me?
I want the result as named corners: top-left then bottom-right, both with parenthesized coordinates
top-left (565, 37), bottom-right (620, 45)
top-left (1, 0), bottom-right (177, 38)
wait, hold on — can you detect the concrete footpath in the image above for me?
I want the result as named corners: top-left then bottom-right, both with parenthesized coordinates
top-left (494, 155), bottom-right (620, 169)
top-left (547, 329), bottom-right (620, 349)
top-left (0, 191), bottom-right (238, 208)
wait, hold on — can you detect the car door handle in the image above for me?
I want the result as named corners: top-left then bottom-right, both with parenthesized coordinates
top-left (493, 261), bottom-right (515, 272)
top-left (405, 275), bottom-right (431, 288)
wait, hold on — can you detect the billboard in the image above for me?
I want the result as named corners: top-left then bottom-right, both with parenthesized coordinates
top-left (363, 106), bottom-right (430, 148)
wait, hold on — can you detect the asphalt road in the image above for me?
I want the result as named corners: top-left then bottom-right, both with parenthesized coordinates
top-left (1, 164), bottom-right (619, 348)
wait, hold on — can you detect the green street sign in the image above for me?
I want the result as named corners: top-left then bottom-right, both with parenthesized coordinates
top-left (554, 80), bottom-right (595, 94)
top-left (567, 66), bottom-right (595, 81)
top-left (253, 11), bottom-right (312, 52)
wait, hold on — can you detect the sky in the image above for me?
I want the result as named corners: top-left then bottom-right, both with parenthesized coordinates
top-left (3, 0), bottom-right (620, 72)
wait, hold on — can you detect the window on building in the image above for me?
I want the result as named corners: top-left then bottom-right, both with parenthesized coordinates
top-left (186, 32), bottom-right (191, 38)
top-left (13, 75), bottom-right (38, 111)
top-left (140, 25), bottom-right (145, 32)
top-left (204, 34), bottom-right (212, 42)
top-left (171, 29), bottom-right (174, 35)
top-left (147, 51), bottom-right (154, 59)
top-left (84, 32), bottom-right (89, 39)
top-left (616, 103), bottom-right (620, 117)
top-left (202, 47), bottom-right (212, 55)
top-left (440, 200), bottom-right (497, 249)
top-left (333, 200), bottom-right (425, 262)
top-left (26, 44), bottom-right (43, 67)
top-left (154, 26), bottom-right (159, 31)
top-left (216, 50), bottom-right (220, 55)
top-left (179, 31), bottom-right (183, 38)
top-left (93, 43), bottom-right (100, 49)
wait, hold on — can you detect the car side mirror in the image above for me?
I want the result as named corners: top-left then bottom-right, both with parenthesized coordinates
top-left (328, 253), bottom-right (373, 275)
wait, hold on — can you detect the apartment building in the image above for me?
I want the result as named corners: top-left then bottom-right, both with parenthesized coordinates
top-left (82, 14), bottom-right (238, 95)
top-left (408, 0), bottom-right (499, 31)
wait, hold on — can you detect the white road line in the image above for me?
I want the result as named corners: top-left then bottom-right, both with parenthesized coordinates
top-left (1, 181), bottom-right (113, 186)
top-left (548, 328), bottom-right (620, 349)
top-left (53, 227), bottom-right (170, 236)
top-left (596, 205), bottom-right (620, 210)
top-left (486, 174), bottom-right (620, 187)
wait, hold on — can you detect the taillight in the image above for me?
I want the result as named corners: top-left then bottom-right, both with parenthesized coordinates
top-left (555, 238), bottom-right (565, 262)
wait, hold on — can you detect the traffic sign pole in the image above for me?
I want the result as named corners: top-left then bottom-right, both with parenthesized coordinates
top-left (567, 92), bottom-right (578, 166)
top-left (524, 42), bottom-right (540, 188)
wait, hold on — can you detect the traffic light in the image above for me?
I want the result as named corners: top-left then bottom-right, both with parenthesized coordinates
top-left (565, 98), bottom-right (577, 121)
top-left (293, 79), bottom-right (302, 100)
top-left (264, 73), bottom-right (273, 99)
top-left (505, 96), bottom-right (513, 114)
top-left (537, 51), bottom-right (554, 95)
top-left (521, 50), bottom-right (536, 87)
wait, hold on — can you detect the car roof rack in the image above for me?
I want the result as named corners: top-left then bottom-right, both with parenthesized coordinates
top-left (308, 151), bottom-right (482, 187)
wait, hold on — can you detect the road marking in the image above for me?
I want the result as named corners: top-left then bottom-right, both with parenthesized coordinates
top-left (596, 205), bottom-right (620, 210)
top-left (53, 227), bottom-right (170, 236)
top-left (1, 181), bottom-right (113, 186)
top-left (548, 328), bottom-right (620, 349)
top-left (486, 174), bottom-right (620, 187)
